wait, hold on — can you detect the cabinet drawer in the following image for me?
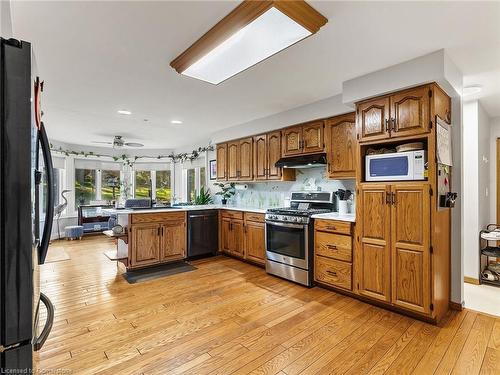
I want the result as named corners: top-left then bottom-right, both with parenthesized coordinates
top-left (315, 257), bottom-right (352, 291)
top-left (244, 212), bottom-right (265, 223)
top-left (131, 212), bottom-right (186, 224)
top-left (220, 210), bottom-right (244, 220)
top-left (315, 219), bottom-right (352, 235)
top-left (315, 231), bottom-right (352, 262)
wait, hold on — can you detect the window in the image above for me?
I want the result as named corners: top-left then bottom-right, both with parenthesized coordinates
top-left (101, 170), bottom-right (121, 201)
top-left (186, 168), bottom-right (196, 203)
top-left (200, 167), bottom-right (206, 190)
top-left (75, 169), bottom-right (96, 208)
top-left (135, 170), bottom-right (151, 199)
top-left (155, 170), bottom-right (171, 203)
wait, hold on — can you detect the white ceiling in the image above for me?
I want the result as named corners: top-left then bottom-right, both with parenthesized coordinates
top-left (10, 1), bottom-right (500, 149)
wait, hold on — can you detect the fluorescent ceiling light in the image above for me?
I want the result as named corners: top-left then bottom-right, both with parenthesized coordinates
top-left (182, 7), bottom-right (310, 84)
top-left (171, 1), bottom-right (327, 85)
top-left (117, 110), bottom-right (132, 115)
top-left (463, 85), bottom-right (482, 96)
top-left (171, 120), bottom-right (183, 124)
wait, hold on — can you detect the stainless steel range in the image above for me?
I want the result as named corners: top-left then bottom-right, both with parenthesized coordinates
top-left (265, 192), bottom-right (335, 286)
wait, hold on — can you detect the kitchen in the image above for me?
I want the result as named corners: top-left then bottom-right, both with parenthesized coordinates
top-left (1, 1), bottom-right (500, 374)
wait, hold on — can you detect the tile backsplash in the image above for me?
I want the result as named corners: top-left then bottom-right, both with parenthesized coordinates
top-left (211, 167), bottom-right (356, 213)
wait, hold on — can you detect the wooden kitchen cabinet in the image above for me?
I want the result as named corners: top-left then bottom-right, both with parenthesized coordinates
top-left (302, 121), bottom-right (324, 154)
top-left (227, 141), bottom-right (239, 181)
top-left (130, 212), bottom-right (186, 269)
top-left (253, 134), bottom-right (267, 180)
top-left (325, 113), bottom-right (356, 179)
top-left (391, 184), bottom-right (430, 314)
top-left (130, 223), bottom-right (160, 267)
top-left (282, 126), bottom-right (303, 157)
top-left (282, 121), bottom-right (324, 157)
top-left (357, 184), bottom-right (391, 302)
top-left (244, 213), bottom-right (265, 265)
top-left (160, 221), bottom-right (186, 261)
top-left (220, 211), bottom-right (244, 258)
top-left (267, 131), bottom-right (283, 180)
top-left (239, 137), bottom-right (253, 180)
top-left (216, 143), bottom-right (227, 180)
top-left (357, 84), bottom-right (431, 143)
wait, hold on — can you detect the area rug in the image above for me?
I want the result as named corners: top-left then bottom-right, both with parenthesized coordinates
top-left (45, 247), bottom-right (70, 263)
top-left (123, 262), bottom-right (197, 284)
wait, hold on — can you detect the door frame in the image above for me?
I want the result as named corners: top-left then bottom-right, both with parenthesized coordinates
top-left (497, 138), bottom-right (500, 224)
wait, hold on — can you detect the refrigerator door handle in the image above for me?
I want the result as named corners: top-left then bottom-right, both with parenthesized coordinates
top-left (38, 122), bottom-right (54, 264)
top-left (33, 293), bottom-right (54, 351)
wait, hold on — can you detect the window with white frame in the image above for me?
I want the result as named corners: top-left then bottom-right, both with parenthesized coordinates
top-left (74, 159), bottom-right (122, 208)
top-left (182, 158), bottom-right (207, 203)
top-left (134, 163), bottom-right (172, 203)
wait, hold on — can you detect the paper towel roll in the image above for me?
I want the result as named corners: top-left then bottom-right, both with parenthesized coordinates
top-left (234, 184), bottom-right (248, 190)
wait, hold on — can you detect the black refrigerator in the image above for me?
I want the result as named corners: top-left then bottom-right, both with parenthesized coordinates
top-left (1, 38), bottom-right (55, 372)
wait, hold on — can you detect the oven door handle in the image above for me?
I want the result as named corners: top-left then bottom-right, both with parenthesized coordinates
top-left (266, 221), bottom-right (306, 229)
top-left (34, 293), bottom-right (54, 351)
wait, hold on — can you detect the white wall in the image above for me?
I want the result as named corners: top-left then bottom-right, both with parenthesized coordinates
top-left (463, 101), bottom-right (491, 279)
top-left (1, 0), bottom-right (13, 38)
top-left (490, 116), bottom-right (500, 223)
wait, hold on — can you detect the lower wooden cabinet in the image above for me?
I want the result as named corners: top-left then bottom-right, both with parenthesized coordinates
top-left (131, 223), bottom-right (160, 267)
top-left (220, 211), bottom-right (244, 259)
top-left (129, 213), bottom-right (186, 268)
top-left (314, 219), bottom-right (354, 291)
top-left (244, 213), bottom-right (265, 265)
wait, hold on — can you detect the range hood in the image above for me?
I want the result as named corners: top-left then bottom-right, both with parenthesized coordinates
top-left (275, 153), bottom-right (327, 169)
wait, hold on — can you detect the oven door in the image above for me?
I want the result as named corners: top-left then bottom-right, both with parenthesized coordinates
top-left (265, 221), bottom-right (309, 269)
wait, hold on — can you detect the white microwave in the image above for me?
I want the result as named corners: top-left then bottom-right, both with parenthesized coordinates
top-left (365, 150), bottom-right (427, 181)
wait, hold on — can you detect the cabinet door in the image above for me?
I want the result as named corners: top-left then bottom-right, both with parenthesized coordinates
top-left (220, 217), bottom-right (231, 253)
top-left (390, 86), bottom-right (430, 137)
top-left (282, 126), bottom-right (303, 157)
top-left (231, 219), bottom-right (245, 258)
top-left (131, 224), bottom-right (160, 267)
top-left (325, 113), bottom-right (356, 179)
top-left (358, 184), bottom-right (391, 302)
top-left (245, 221), bottom-right (265, 265)
top-left (391, 184), bottom-right (431, 314)
top-left (161, 222), bottom-right (186, 261)
top-left (357, 97), bottom-right (390, 142)
top-left (302, 121), bottom-right (324, 154)
top-left (267, 131), bottom-right (282, 180)
top-left (216, 144), bottom-right (227, 181)
top-left (253, 134), bottom-right (267, 180)
top-left (227, 141), bottom-right (239, 181)
top-left (238, 137), bottom-right (253, 181)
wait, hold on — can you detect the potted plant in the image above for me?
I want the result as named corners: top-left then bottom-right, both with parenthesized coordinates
top-left (214, 182), bottom-right (235, 205)
top-left (193, 186), bottom-right (213, 205)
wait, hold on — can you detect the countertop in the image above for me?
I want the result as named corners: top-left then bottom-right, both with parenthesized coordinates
top-left (104, 205), bottom-right (267, 215)
top-left (310, 212), bottom-right (356, 222)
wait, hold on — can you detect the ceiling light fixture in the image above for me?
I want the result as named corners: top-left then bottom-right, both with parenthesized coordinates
top-left (463, 85), bottom-right (482, 96)
top-left (117, 110), bottom-right (132, 115)
top-left (170, 0), bottom-right (327, 85)
top-left (170, 120), bottom-right (183, 124)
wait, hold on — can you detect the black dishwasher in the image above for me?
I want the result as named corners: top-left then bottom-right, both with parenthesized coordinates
top-left (187, 210), bottom-right (218, 258)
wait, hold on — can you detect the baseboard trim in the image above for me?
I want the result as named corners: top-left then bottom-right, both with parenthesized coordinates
top-left (464, 276), bottom-right (480, 285)
top-left (449, 300), bottom-right (465, 311)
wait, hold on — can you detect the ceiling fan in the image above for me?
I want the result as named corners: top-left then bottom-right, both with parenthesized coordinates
top-left (92, 135), bottom-right (144, 148)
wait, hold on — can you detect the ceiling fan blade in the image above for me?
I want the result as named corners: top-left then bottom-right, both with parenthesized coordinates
top-left (125, 142), bottom-right (144, 147)
top-left (92, 141), bottom-right (113, 144)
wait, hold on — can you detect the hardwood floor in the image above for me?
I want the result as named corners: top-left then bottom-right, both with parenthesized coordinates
top-left (36, 236), bottom-right (500, 375)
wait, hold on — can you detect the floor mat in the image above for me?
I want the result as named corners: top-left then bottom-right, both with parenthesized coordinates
top-left (123, 262), bottom-right (197, 284)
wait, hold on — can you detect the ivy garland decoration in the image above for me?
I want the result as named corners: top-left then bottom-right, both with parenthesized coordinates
top-left (50, 144), bottom-right (214, 166)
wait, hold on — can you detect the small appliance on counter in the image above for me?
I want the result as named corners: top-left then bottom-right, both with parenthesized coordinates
top-left (265, 192), bottom-right (335, 286)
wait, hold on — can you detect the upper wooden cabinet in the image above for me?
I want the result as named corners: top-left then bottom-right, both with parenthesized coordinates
top-left (227, 141), bottom-right (239, 181)
top-left (253, 134), bottom-right (267, 181)
top-left (357, 85), bottom-right (431, 143)
top-left (239, 138), bottom-right (253, 180)
top-left (267, 131), bottom-right (283, 180)
top-left (282, 121), bottom-right (324, 157)
top-left (216, 144), bottom-right (227, 181)
top-left (325, 113), bottom-right (356, 179)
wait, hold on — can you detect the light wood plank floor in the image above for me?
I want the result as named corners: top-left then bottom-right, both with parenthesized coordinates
top-left (36, 236), bottom-right (500, 375)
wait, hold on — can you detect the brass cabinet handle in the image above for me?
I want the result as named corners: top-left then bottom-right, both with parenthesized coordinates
top-left (392, 192), bottom-right (397, 205)
top-left (326, 244), bottom-right (338, 250)
top-left (386, 192), bottom-right (391, 205)
top-left (391, 118), bottom-right (396, 131)
top-left (326, 270), bottom-right (338, 277)
top-left (385, 119), bottom-right (389, 132)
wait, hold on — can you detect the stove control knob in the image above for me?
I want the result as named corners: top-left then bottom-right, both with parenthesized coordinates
top-left (292, 217), bottom-right (298, 222)
top-left (283, 217), bottom-right (288, 221)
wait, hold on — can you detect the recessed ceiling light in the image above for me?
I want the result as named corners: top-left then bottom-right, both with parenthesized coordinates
top-left (463, 85), bottom-right (482, 96)
top-left (117, 110), bottom-right (132, 115)
top-left (171, 120), bottom-right (183, 124)
top-left (170, 1), bottom-right (327, 85)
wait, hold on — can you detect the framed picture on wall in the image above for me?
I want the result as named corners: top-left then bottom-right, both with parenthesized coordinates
top-left (209, 159), bottom-right (217, 180)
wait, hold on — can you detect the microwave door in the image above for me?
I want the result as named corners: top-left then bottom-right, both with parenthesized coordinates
top-left (366, 154), bottom-right (412, 181)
